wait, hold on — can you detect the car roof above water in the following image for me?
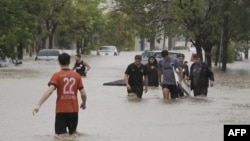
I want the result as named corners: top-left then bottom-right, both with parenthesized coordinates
top-left (37, 49), bottom-right (62, 56)
top-left (99, 46), bottom-right (117, 50)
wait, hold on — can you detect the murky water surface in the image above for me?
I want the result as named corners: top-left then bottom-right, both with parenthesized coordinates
top-left (0, 51), bottom-right (250, 141)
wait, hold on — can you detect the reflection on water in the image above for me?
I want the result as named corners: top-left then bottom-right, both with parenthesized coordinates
top-left (0, 51), bottom-right (250, 141)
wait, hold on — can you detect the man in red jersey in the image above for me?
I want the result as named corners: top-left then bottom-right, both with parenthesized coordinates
top-left (33, 53), bottom-right (87, 139)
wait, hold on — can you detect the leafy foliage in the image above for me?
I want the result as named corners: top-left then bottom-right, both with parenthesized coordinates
top-left (0, 0), bottom-right (249, 71)
top-left (99, 11), bottom-right (135, 51)
top-left (0, 0), bottom-right (107, 57)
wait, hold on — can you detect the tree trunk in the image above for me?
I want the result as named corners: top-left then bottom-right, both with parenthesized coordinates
top-left (205, 51), bottom-right (212, 68)
top-left (168, 35), bottom-right (173, 50)
top-left (244, 48), bottom-right (249, 59)
top-left (76, 40), bottom-right (81, 54)
top-left (80, 39), bottom-right (83, 54)
top-left (222, 0), bottom-right (230, 71)
top-left (185, 40), bottom-right (188, 49)
top-left (140, 38), bottom-right (145, 51)
top-left (29, 45), bottom-right (33, 57)
top-left (163, 25), bottom-right (166, 49)
top-left (42, 38), bottom-right (46, 49)
top-left (193, 40), bottom-right (203, 62)
top-left (149, 36), bottom-right (155, 50)
top-left (48, 34), bottom-right (54, 49)
top-left (83, 38), bottom-right (89, 54)
top-left (196, 47), bottom-right (203, 61)
top-left (17, 43), bottom-right (23, 60)
top-left (214, 46), bottom-right (220, 67)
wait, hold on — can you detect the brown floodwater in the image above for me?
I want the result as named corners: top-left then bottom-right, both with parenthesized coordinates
top-left (0, 50), bottom-right (250, 141)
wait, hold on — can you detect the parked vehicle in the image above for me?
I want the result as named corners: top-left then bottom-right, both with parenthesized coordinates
top-left (141, 50), bottom-right (181, 65)
top-left (97, 46), bottom-right (119, 56)
top-left (35, 49), bottom-right (63, 61)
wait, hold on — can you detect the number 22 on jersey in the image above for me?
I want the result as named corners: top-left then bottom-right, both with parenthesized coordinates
top-left (63, 77), bottom-right (76, 94)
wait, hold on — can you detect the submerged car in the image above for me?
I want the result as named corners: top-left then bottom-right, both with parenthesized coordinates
top-left (141, 50), bottom-right (182, 65)
top-left (35, 49), bottom-right (63, 61)
top-left (97, 46), bottom-right (119, 56)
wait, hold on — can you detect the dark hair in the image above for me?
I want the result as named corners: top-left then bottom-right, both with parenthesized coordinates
top-left (148, 56), bottom-right (157, 65)
top-left (161, 50), bottom-right (169, 57)
top-left (134, 55), bottom-right (142, 60)
top-left (76, 54), bottom-right (81, 58)
top-left (178, 53), bottom-right (185, 58)
top-left (58, 53), bottom-right (70, 66)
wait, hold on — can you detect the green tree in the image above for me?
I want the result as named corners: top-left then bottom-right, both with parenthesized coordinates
top-left (229, 0), bottom-right (250, 59)
top-left (1, 0), bottom-right (107, 57)
top-left (114, 0), bottom-right (169, 50)
top-left (170, 0), bottom-right (221, 67)
top-left (56, 0), bottom-right (106, 54)
top-left (0, 0), bottom-right (35, 59)
top-left (99, 11), bottom-right (135, 51)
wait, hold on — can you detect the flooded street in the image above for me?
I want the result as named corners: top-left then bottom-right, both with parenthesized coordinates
top-left (0, 50), bottom-right (250, 141)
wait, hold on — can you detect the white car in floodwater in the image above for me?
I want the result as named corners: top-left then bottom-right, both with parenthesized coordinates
top-left (35, 49), bottom-right (63, 61)
top-left (97, 46), bottom-right (119, 56)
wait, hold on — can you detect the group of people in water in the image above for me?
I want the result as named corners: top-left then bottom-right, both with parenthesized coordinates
top-left (124, 50), bottom-right (214, 100)
top-left (32, 51), bottom-right (214, 139)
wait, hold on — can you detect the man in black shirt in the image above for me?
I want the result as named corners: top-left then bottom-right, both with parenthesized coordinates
top-left (124, 55), bottom-right (148, 98)
top-left (72, 54), bottom-right (91, 77)
top-left (190, 54), bottom-right (214, 96)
